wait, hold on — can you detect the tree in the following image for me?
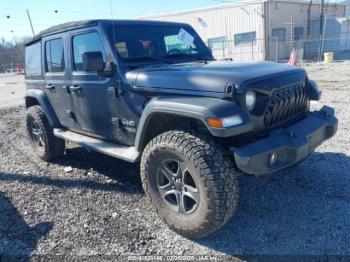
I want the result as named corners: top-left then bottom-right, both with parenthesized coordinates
top-left (0, 36), bottom-right (30, 73)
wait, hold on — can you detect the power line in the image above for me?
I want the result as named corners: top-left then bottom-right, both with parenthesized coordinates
top-left (0, 9), bottom-right (132, 15)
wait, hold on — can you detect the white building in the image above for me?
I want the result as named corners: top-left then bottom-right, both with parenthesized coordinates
top-left (140, 0), bottom-right (346, 61)
top-left (345, 0), bottom-right (350, 16)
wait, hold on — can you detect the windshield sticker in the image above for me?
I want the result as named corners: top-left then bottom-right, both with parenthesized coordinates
top-left (177, 28), bottom-right (195, 48)
top-left (115, 42), bottom-right (129, 58)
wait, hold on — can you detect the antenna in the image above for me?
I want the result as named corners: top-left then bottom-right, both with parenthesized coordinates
top-left (109, 0), bottom-right (118, 66)
top-left (109, 0), bottom-right (114, 19)
top-left (109, 0), bottom-right (119, 66)
top-left (108, 0), bottom-right (122, 94)
top-left (26, 9), bottom-right (35, 36)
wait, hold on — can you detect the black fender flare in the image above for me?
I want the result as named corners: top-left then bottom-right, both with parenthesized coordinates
top-left (134, 96), bottom-right (253, 151)
top-left (25, 89), bottom-right (61, 127)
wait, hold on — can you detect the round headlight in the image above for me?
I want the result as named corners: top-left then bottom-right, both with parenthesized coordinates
top-left (245, 90), bottom-right (256, 111)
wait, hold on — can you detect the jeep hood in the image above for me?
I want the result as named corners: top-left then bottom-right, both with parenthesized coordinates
top-left (125, 61), bottom-right (306, 95)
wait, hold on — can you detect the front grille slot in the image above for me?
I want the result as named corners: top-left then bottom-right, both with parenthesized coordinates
top-left (263, 82), bottom-right (308, 127)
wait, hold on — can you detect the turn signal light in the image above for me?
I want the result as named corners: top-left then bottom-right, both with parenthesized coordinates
top-left (206, 115), bottom-right (243, 128)
top-left (206, 118), bottom-right (224, 128)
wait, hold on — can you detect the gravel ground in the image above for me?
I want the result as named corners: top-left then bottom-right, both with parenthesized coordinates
top-left (0, 73), bottom-right (25, 109)
top-left (0, 62), bottom-right (349, 260)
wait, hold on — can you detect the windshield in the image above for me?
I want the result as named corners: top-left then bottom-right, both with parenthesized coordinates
top-left (108, 24), bottom-right (212, 64)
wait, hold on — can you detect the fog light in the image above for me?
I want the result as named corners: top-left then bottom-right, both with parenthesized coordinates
top-left (269, 152), bottom-right (278, 166)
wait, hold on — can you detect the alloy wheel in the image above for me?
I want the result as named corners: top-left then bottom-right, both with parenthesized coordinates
top-left (157, 158), bottom-right (200, 214)
top-left (29, 118), bottom-right (45, 150)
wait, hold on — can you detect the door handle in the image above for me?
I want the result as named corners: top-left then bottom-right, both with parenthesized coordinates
top-left (45, 84), bottom-right (55, 90)
top-left (62, 85), bottom-right (69, 92)
top-left (69, 85), bottom-right (82, 92)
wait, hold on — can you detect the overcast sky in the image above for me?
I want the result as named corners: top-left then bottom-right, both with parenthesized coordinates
top-left (0, 0), bottom-right (346, 41)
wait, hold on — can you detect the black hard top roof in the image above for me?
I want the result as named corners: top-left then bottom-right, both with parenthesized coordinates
top-left (25, 19), bottom-right (189, 46)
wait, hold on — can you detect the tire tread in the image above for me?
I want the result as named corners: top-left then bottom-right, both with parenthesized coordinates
top-left (141, 130), bottom-right (239, 238)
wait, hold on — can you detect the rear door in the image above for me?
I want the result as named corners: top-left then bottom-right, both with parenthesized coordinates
top-left (43, 34), bottom-right (75, 129)
top-left (68, 30), bottom-right (119, 140)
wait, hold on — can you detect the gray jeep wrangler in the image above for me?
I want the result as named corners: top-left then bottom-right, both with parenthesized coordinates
top-left (24, 20), bottom-right (338, 238)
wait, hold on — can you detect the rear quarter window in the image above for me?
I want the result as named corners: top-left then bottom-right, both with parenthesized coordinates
top-left (25, 42), bottom-right (42, 76)
top-left (45, 38), bottom-right (65, 73)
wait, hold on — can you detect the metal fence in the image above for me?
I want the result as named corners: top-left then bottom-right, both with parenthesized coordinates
top-left (207, 31), bottom-right (350, 63)
top-left (208, 38), bottom-right (265, 62)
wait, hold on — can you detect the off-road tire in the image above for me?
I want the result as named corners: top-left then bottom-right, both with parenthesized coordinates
top-left (26, 105), bottom-right (65, 161)
top-left (141, 130), bottom-right (239, 238)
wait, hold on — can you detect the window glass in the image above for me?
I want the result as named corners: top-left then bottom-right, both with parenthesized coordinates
top-left (234, 32), bottom-right (256, 45)
top-left (73, 32), bottom-right (106, 71)
top-left (208, 36), bottom-right (226, 50)
top-left (294, 27), bottom-right (304, 41)
top-left (110, 24), bottom-right (210, 62)
top-left (25, 42), bottom-right (42, 76)
top-left (45, 38), bottom-right (65, 73)
top-left (272, 28), bottom-right (286, 42)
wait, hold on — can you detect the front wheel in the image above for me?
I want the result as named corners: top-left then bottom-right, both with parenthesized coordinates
top-left (141, 130), bottom-right (239, 238)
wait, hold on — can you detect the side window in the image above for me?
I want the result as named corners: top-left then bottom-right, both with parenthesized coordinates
top-left (208, 36), bottom-right (226, 50)
top-left (294, 27), bottom-right (304, 41)
top-left (45, 38), bottom-right (65, 73)
top-left (272, 28), bottom-right (286, 42)
top-left (234, 31), bottom-right (256, 45)
top-left (72, 32), bottom-right (106, 71)
top-left (25, 42), bottom-right (42, 76)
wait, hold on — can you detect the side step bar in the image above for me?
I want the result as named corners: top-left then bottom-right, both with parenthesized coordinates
top-left (53, 129), bottom-right (140, 163)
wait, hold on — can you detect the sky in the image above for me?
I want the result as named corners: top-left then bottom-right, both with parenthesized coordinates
top-left (0, 0), bottom-right (346, 40)
top-left (0, 0), bottom-right (223, 40)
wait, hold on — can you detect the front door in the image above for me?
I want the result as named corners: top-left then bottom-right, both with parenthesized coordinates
top-left (67, 30), bottom-right (120, 141)
top-left (43, 34), bottom-right (75, 129)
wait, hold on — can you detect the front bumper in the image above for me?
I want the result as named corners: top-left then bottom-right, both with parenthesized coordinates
top-left (233, 106), bottom-right (338, 175)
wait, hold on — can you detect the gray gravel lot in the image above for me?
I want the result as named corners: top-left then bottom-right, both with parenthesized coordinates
top-left (0, 73), bottom-right (25, 109)
top-left (0, 62), bottom-right (349, 260)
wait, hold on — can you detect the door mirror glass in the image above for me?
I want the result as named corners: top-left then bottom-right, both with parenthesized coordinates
top-left (82, 51), bottom-right (104, 72)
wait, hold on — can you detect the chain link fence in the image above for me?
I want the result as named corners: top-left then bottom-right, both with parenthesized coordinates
top-left (207, 30), bottom-right (350, 63)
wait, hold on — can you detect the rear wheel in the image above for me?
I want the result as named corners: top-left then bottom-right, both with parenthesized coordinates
top-left (141, 130), bottom-right (239, 238)
top-left (26, 105), bottom-right (65, 161)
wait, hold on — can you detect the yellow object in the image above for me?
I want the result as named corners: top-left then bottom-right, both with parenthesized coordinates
top-left (206, 118), bottom-right (223, 128)
top-left (324, 52), bottom-right (334, 63)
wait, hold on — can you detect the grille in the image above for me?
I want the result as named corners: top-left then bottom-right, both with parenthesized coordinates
top-left (263, 82), bottom-right (308, 127)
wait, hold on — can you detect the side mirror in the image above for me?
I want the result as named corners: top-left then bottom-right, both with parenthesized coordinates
top-left (82, 51), bottom-right (104, 72)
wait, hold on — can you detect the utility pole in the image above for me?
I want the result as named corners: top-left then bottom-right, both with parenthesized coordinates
top-left (318, 14), bottom-right (327, 62)
top-left (318, 0), bottom-right (325, 61)
top-left (26, 9), bottom-right (35, 36)
top-left (289, 16), bottom-right (294, 52)
top-left (320, 0), bottom-right (324, 37)
top-left (306, 0), bottom-right (312, 59)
